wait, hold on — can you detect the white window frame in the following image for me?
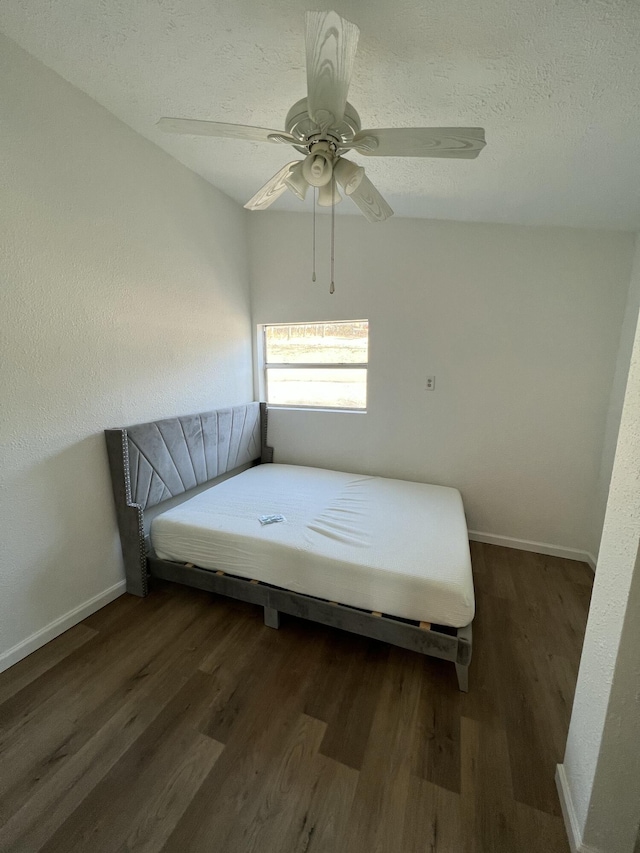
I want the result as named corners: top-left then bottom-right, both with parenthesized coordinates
top-left (258, 320), bottom-right (369, 413)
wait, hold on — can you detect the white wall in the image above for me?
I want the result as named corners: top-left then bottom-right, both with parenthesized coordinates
top-left (592, 234), bottom-right (640, 558)
top-left (559, 238), bottom-right (640, 853)
top-left (0, 34), bottom-right (253, 670)
top-left (249, 212), bottom-right (634, 560)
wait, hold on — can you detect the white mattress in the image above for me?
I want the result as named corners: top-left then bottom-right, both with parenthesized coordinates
top-left (151, 464), bottom-right (474, 628)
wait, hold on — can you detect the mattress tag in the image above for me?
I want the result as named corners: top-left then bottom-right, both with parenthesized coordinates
top-left (258, 514), bottom-right (286, 525)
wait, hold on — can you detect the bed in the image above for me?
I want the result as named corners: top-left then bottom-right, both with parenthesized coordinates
top-left (105, 402), bottom-right (474, 690)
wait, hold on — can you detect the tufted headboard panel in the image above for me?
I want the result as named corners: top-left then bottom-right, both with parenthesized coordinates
top-left (125, 403), bottom-right (262, 511)
top-left (105, 402), bottom-right (273, 595)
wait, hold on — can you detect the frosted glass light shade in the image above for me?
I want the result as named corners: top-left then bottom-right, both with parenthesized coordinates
top-left (284, 162), bottom-right (309, 200)
top-left (302, 151), bottom-right (333, 187)
top-left (317, 181), bottom-right (342, 206)
top-left (334, 157), bottom-right (364, 195)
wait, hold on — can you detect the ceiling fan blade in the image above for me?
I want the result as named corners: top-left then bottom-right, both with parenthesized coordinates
top-left (244, 162), bottom-right (300, 211)
top-left (157, 118), bottom-right (297, 144)
top-left (305, 11), bottom-right (359, 129)
top-left (349, 175), bottom-right (393, 222)
top-left (349, 127), bottom-right (486, 158)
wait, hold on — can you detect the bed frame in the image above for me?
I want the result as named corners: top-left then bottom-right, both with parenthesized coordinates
top-left (105, 402), bottom-right (472, 691)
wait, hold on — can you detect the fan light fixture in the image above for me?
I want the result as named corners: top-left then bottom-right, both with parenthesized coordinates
top-left (317, 180), bottom-right (342, 206)
top-left (284, 162), bottom-right (309, 200)
top-left (334, 157), bottom-right (364, 195)
top-left (302, 145), bottom-right (334, 187)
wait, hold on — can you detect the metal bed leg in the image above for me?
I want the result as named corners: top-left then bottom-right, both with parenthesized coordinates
top-left (455, 622), bottom-right (473, 693)
top-left (264, 606), bottom-right (280, 629)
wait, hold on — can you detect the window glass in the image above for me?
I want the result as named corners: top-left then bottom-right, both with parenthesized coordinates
top-left (263, 321), bottom-right (368, 410)
top-left (265, 321), bottom-right (368, 365)
top-left (266, 367), bottom-right (367, 409)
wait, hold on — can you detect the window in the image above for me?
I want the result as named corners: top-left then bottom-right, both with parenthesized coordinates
top-left (262, 320), bottom-right (368, 411)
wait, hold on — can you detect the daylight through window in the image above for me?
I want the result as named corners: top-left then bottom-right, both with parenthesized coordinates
top-left (263, 320), bottom-right (368, 410)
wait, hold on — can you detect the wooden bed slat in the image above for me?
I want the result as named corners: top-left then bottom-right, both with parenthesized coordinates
top-left (419, 621), bottom-right (432, 631)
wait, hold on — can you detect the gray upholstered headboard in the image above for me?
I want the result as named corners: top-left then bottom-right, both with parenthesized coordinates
top-left (105, 402), bottom-right (273, 596)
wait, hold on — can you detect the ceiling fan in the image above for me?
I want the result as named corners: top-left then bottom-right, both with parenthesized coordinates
top-left (157, 10), bottom-right (486, 223)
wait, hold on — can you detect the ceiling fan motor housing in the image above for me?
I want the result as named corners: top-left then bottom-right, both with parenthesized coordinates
top-left (285, 97), bottom-right (361, 152)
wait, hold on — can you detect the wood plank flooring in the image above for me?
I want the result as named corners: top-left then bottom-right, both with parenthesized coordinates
top-left (0, 543), bottom-right (593, 853)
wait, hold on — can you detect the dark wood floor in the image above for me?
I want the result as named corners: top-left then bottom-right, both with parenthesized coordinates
top-left (0, 543), bottom-right (593, 853)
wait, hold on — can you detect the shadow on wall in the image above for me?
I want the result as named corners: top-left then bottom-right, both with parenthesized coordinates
top-left (6, 434), bottom-right (123, 644)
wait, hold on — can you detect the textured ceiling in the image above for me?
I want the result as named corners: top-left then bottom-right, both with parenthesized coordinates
top-left (2, 0), bottom-right (640, 229)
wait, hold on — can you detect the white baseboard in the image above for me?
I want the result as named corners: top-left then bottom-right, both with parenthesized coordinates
top-left (0, 580), bottom-right (126, 675)
top-left (468, 530), bottom-right (596, 571)
top-left (555, 765), bottom-right (602, 853)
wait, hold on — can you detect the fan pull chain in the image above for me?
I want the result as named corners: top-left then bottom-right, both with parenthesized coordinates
top-left (312, 187), bottom-right (317, 282)
top-left (330, 174), bottom-right (335, 295)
